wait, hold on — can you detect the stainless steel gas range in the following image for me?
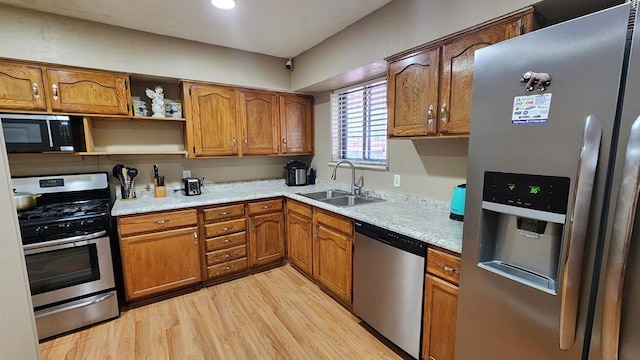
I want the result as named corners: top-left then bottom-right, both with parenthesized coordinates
top-left (13, 172), bottom-right (119, 340)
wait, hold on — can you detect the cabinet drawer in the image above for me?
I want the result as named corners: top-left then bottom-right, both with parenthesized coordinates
top-left (286, 199), bottom-right (311, 218)
top-left (206, 245), bottom-right (247, 266)
top-left (205, 231), bottom-right (247, 252)
top-left (203, 204), bottom-right (245, 222)
top-left (207, 257), bottom-right (248, 278)
top-left (118, 209), bottom-right (197, 237)
top-left (204, 218), bottom-right (246, 238)
top-left (427, 248), bottom-right (461, 285)
top-left (314, 208), bottom-right (352, 235)
top-left (247, 198), bottom-right (283, 215)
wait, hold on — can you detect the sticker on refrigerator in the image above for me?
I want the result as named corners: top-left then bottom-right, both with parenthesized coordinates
top-left (511, 93), bottom-right (552, 124)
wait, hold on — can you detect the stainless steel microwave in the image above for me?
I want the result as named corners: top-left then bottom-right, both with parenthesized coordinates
top-left (1, 113), bottom-right (75, 153)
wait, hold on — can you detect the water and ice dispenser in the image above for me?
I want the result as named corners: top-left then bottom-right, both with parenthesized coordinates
top-left (477, 172), bottom-right (570, 294)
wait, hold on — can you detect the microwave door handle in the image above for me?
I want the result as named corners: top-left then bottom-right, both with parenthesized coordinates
top-left (601, 115), bottom-right (640, 359)
top-left (45, 119), bottom-right (54, 148)
top-left (559, 114), bottom-right (603, 350)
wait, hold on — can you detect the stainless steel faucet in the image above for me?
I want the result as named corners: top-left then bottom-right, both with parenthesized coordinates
top-left (331, 160), bottom-right (362, 195)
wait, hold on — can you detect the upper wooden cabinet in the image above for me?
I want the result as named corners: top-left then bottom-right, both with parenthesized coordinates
top-left (387, 9), bottom-right (534, 138)
top-left (45, 68), bottom-right (130, 115)
top-left (184, 83), bottom-right (240, 157)
top-left (0, 61), bottom-right (47, 111)
top-left (183, 82), bottom-right (314, 158)
top-left (0, 60), bottom-right (130, 115)
top-left (387, 48), bottom-right (440, 137)
top-left (239, 90), bottom-right (279, 155)
top-left (279, 94), bottom-right (314, 154)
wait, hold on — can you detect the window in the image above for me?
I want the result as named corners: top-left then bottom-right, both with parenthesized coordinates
top-left (331, 78), bottom-right (387, 167)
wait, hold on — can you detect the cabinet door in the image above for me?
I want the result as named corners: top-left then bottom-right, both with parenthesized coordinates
top-left (239, 90), bottom-right (279, 155)
top-left (439, 19), bottom-right (522, 135)
top-left (46, 69), bottom-right (129, 115)
top-left (387, 48), bottom-right (440, 137)
top-left (120, 227), bottom-right (201, 301)
top-left (313, 223), bottom-right (352, 304)
top-left (0, 62), bottom-right (47, 111)
top-left (249, 212), bottom-right (285, 267)
top-left (279, 94), bottom-right (313, 154)
top-left (422, 274), bottom-right (459, 360)
top-left (190, 85), bottom-right (239, 156)
top-left (286, 210), bottom-right (313, 275)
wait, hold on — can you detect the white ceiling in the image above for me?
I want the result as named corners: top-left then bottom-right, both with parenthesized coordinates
top-left (0, 0), bottom-right (392, 58)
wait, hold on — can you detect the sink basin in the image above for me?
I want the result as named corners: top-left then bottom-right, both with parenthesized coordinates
top-left (321, 195), bottom-right (384, 207)
top-left (298, 189), bottom-right (350, 200)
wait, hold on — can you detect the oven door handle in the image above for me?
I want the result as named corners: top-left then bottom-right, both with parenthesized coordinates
top-left (34, 292), bottom-right (115, 319)
top-left (23, 230), bottom-right (107, 251)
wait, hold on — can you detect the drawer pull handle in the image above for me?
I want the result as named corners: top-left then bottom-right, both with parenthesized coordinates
top-left (219, 211), bottom-right (231, 215)
top-left (193, 231), bottom-right (198, 245)
top-left (438, 262), bottom-right (460, 274)
top-left (221, 226), bottom-right (232, 231)
top-left (262, 205), bottom-right (272, 209)
top-left (154, 219), bottom-right (170, 224)
top-left (429, 356), bottom-right (436, 360)
top-left (222, 238), bottom-right (231, 243)
top-left (52, 83), bottom-right (58, 100)
top-left (224, 253), bottom-right (234, 259)
top-left (223, 266), bottom-right (231, 271)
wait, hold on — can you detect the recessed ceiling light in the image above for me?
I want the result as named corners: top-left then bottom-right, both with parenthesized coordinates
top-left (211, 0), bottom-right (235, 10)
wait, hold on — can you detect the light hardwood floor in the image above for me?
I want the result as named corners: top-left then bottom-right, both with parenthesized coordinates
top-left (40, 264), bottom-right (403, 359)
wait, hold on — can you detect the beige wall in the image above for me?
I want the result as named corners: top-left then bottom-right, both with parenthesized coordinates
top-left (292, 0), bottom-right (537, 92)
top-left (0, 5), bottom-right (291, 91)
top-left (0, 132), bottom-right (40, 359)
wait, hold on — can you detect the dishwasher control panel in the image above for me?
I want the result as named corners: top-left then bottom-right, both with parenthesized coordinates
top-left (355, 221), bottom-right (426, 257)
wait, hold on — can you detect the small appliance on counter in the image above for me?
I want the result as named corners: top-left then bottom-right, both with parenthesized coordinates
top-left (183, 177), bottom-right (202, 196)
top-left (449, 183), bottom-right (466, 221)
top-left (284, 160), bottom-right (308, 186)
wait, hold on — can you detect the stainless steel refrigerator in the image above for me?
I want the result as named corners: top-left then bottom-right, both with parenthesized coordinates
top-left (455, 3), bottom-right (640, 359)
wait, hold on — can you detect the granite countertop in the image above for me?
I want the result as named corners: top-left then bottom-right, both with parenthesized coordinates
top-left (111, 179), bottom-right (463, 254)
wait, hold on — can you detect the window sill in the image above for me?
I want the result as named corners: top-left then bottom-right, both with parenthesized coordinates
top-left (326, 161), bottom-right (388, 171)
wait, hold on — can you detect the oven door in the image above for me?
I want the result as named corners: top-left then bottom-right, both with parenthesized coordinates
top-left (23, 230), bottom-right (115, 308)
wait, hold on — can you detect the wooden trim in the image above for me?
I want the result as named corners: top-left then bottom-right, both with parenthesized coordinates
top-left (386, 6), bottom-right (535, 62)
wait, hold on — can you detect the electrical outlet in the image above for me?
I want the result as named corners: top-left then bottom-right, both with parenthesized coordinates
top-left (182, 170), bottom-right (192, 179)
top-left (393, 174), bottom-right (401, 187)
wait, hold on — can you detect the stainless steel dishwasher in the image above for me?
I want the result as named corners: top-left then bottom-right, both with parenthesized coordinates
top-left (353, 221), bottom-right (426, 359)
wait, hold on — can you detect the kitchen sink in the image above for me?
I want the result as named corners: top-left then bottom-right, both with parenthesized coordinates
top-left (298, 190), bottom-right (384, 207)
top-left (297, 189), bottom-right (350, 200)
top-left (322, 195), bottom-right (384, 207)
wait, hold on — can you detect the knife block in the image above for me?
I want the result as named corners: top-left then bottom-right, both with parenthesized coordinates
top-left (154, 179), bottom-right (167, 198)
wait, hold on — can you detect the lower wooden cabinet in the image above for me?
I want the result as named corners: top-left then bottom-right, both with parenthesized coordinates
top-left (119, 220), bottom-right (201, 302)
top-left (313, 208), bottom-right (353, 305)
top-left (423, 248), bottom-right (461, 360)
top-left (285, 200), bottom-right (313, 275)
top-left (201, 203), bottom-right (248, 281)
top-left (248, 199), bottom-right (285, 267)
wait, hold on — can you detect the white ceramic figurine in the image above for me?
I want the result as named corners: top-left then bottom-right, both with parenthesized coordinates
top-left (145, 86), bottom-right (165, 117)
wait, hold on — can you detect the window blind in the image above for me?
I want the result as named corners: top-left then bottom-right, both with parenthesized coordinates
top-left (331, 78), bottom-right (387, 165)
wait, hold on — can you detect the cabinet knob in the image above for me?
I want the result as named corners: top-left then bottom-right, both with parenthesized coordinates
top-left (52, 84), bottom-right (59, 100)
top-left (232, 137), bottom-right (237, 147)
top-left (154, 219), bottom-right (170, 225)
top-left (262, 204), bottom-right (272, 209)
top-left (243, 136), bottom-right (248, 149)
top-left (32, 82), bottom-right (40, 99)
top-left (440, 102), bottom-right (447, 123)
top-left (427, 104), bottom-right (434, 124)
top-left (283, 137), bottom-right (287, 146)
top-left (193, 231), bottom-right (198, 244)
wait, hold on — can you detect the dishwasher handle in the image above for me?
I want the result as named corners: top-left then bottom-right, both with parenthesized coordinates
top-left (355, 221), bottom-right (426, 257)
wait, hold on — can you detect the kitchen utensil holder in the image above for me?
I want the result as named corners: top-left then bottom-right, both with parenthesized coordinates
top-left (120, 181), bottom-right (136, 200)
top-left (154, 185), bottom-right (167, 198)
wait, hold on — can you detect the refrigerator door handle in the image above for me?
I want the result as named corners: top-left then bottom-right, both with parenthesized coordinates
top-left (601, 115), bottom-right (640, 359)
top-left (559, 114), bottom-right (603, 350)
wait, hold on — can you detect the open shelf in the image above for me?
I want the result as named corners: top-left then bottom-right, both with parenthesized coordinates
top-left (76, 150), bottom-right (188, 156)
top-left (87, 115), bottom-right (186, 122)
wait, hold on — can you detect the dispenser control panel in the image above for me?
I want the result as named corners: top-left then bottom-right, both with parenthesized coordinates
top-left (483, 172), bottom-right (570, 214)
